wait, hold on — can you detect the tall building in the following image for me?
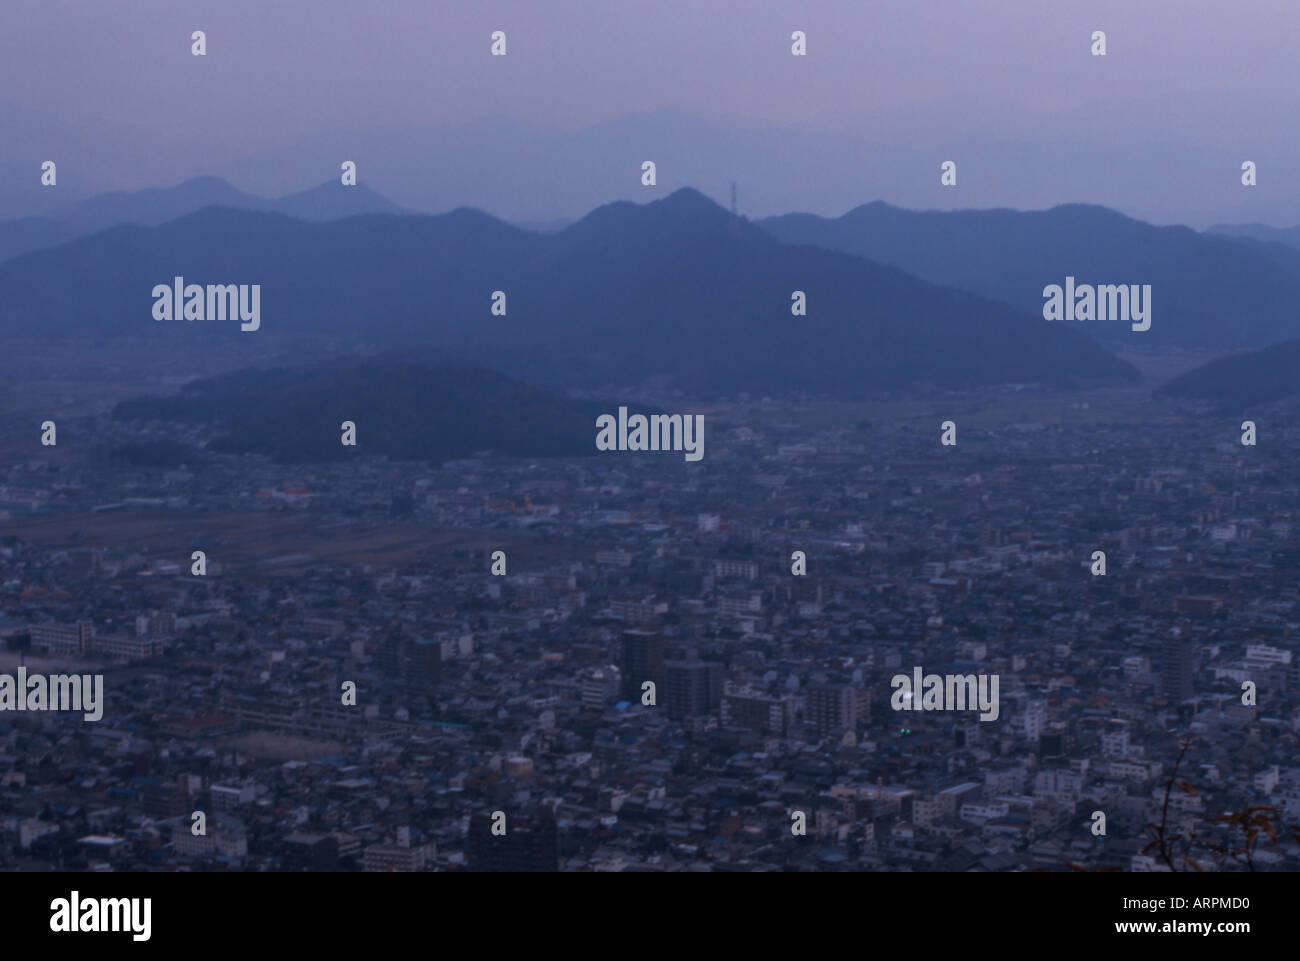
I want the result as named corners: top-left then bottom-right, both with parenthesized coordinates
top-left (664, 659), bottom-right (722, 718)
top-left (280, 833), bottom-right (339, 872)
top-left (581, 666), bottom-right (620, 709)
top-left (855, 686), bottom-right (872, 725)
top-left (1161, 636), bottom-right (1194, 701)
top-left (805, 683), bottom-right (857, 738)
top-left (408, 637), bottom-right (443, 691)
top-left (1017, 699), bottom-right (1046, 742)
top-left (380, 635), bottom-right (443, 692)
top-left (135, 611), bottom-right (177, 637)
top-left (379, 634), bottom-right (403, 677)
top-left (1101, 722), bottom-right (1131, 758)
top-left (721, 684), bottom-right (795, 734)
top-left (619, 629), bottom-right (664, 701)
top-left (131, 777), bottom-right (187, 817)
top-left (468, 811), bottom-right (558, 872)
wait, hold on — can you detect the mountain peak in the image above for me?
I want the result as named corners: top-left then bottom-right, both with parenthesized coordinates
top-left (174, 174), bottom-right (238, 192)
top-left (845, 199), bottom-right (898, 215)
top-left (657, 186), bottom-right (724, 211)
top-left (564, 187), bottom-right (739, 242)
top-left (273, 181), bottom-right (405, 220)
top-left (0, 185), bottom-right (1139, 395)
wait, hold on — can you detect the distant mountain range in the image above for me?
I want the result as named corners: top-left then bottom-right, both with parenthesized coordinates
top-left (510, 217), bottom-right (575, 234)
top-left (0, 188), bottom-right (1138, 397)
top-left (761, 202), bottom-right (1300, 349)
top-left (1159, 338), bottom-right (1300, 409)
top-left (6, 106), bottom-right (1299, 226)
top-left (113, 358), bottom-right (602, 464)
top-left (0, 176), bottom-right (405, 263)
top-left (1208, 222), bottom-right (1300, 251)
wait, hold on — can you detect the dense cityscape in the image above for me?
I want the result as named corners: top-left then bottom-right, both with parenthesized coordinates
top-left (3, 349), bottom-right (1298, 873)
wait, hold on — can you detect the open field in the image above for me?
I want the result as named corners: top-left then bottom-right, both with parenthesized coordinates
top-left (225, 732), bottom-right (347, 761)
top-left (2, 508), bottom-right (573, 574)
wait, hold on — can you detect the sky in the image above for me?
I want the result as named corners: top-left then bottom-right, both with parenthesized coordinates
top-left (3, 0), bottom-right (1298, 224)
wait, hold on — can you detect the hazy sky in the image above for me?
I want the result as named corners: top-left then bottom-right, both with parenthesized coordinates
top-left (3, 0), bottom-right (1298, 223)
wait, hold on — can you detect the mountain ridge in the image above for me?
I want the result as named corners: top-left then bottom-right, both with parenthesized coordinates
top-left (1159, 338), bottom-right (1300, 410)
top-left (760, 202), bottom-right (1300, 349)
top-left (113, 357), bottom-right (604, 464)
top-left (0, 176), bottom-right (409, 265)
top-left (0, 187), bottom-right (1140, 397)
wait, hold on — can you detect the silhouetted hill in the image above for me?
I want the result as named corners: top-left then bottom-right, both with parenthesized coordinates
top-left (0, 176), bottom-right (408, 264)
top-left (113, 358), bottom-right (601, 464)
top-left (1159, 339), bottom-right (1300, 408)
top-left (0, 216), bottom-right (75, 264)
top-left (0, 188), bottom-right (1138, 396)
top-left (48, 175), bottom-right (408, 229)
top-left (496, 189), bottom-right (1139, 393)
top-left (1203, 223), bottom-right (1300, 274)
top-left (761, 202), bottom-right (1300, 349)
top-left (271, 181), bottom-right (408, 221)
top-left (51, 176), bottom-right (264, 233)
